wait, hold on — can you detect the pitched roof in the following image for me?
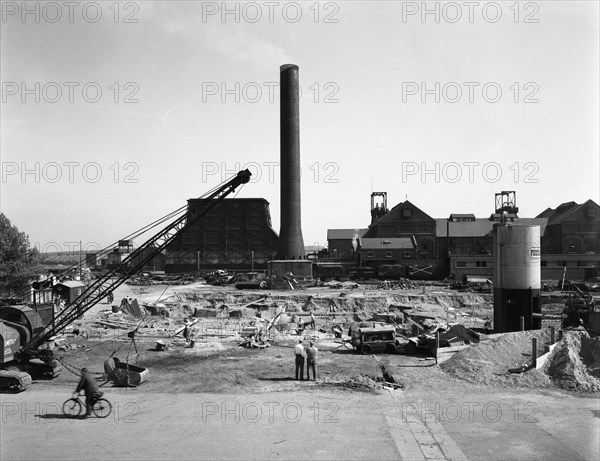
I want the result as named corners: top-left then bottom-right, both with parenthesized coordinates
top-left (449, 214), bottom-right (476, 221)
top-left (546, 201), bottom-right (580, 224)
top-left (373, 200), bottom-right (436, 225)
top-left (543, 199), bottom-right (600, 225)
top-left (435, 218), bottom-right (548, 237)
top-left (56, 280), bottom-right (86, 288)
top-left (359, 237), bottom-right (414, 249)
top-left (535, 207), bottom-right (555, 219)
top-left (327, 229), bottom-right (368, 240)
top-left (489, 213), bottom-right (518, 221)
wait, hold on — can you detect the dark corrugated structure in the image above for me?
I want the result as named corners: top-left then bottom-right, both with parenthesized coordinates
top-left (165, 198), bottom-right (278, 272)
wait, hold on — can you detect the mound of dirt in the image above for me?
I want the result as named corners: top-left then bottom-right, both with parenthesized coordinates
top-left (544, 329), bottom-right (600, 393)
top-left (318, 376), bottom-right (382, 393)
top-left (443, 323), bottom-right (481, 344)
top-left (440, 330), bottom-right (552, 388)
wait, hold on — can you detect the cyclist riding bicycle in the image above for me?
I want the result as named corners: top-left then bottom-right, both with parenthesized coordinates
top-left (74, 367), bottom-right (103, 417)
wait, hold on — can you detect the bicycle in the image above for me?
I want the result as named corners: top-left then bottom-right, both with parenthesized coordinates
top-left (62, 392), bottom-right (112, 418)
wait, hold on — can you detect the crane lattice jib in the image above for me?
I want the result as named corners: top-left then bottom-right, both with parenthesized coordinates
top-left (25, 170), bottom-right (251, 350)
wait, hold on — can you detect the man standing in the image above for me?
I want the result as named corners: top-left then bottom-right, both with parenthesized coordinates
top-left (294, 339), bottom-right (305, 380)
top-left (332, 324), bottom-right (342, 338)
top-left (53, 295), bottom-right (61, 313)
top-left (74, 367), bottom-right (102, 417)
top-left (310, 312), bottom-right (316, 330)
top-left (183, 321), bottom-right (191, 342)
top-left (306, 342), bottom-right (318, 381)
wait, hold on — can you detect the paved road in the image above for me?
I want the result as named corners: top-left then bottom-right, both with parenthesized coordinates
top-left (1, 384), bottom-right (598, 460)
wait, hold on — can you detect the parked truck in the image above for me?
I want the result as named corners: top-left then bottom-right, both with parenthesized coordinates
top-left (350, 326), bottom-right (397, 354)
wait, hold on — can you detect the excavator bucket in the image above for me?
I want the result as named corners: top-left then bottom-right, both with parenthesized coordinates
top-left (103, 357), bottom-right (149, 387)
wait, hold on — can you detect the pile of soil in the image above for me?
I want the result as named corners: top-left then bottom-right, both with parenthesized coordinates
top-left (544, 329), bottom-right (600, 393)
top-left (440, 330), bottom-right (552, 388)
top-left (443, 324), bottom-right (481, 344)
top-left (318, 376), bottom-right (382, 393)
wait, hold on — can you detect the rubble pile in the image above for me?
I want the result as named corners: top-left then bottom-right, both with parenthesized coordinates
top-left (126, 274), bottom-right (196, 286)
top-left (377, 278), bottom-right (420, 290)
top-left (440, 330), bottom-right (552, 388)
top-left (157, 288), bottom-right (492, 325)
top-left (544, 329), bottom-right (600, 393)
top-left (322, 281), bottom-right (360, 289)
top-left (320, 375), bottom-right (382, 393)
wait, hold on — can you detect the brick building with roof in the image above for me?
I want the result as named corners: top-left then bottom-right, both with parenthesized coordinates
top-left (326, 195), bottom-right (600, 281)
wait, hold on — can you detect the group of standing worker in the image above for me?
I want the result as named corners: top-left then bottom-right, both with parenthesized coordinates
top-left (294, 339), bottom-right (318, 381)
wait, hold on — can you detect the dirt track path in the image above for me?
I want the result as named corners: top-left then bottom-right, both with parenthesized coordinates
top-left (2, 384), bottom-right (598, 460)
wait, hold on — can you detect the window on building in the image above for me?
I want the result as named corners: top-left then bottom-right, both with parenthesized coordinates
top-left (403, 209), bottom-right (412, 217)
top-left (476, 261), bottom-right (487, 267)
top-left (35, 290), bottom-right (53, 305)
top-left (367, 251), bottom-right (374, 258)
top-left (456, 261), bottom-right (466, 268)
top-left (541, 261), bottom-right (547, 267)
top-left (386, 251), bottom-right (392, 258)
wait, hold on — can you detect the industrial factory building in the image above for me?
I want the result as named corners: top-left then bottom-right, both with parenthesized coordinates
top-left (363, 199), bottom-right (437, 257)
top-left (326, 229), bottom-right (367, 259)
top-left (164, 198), bottom-right (278, 272)
top-left (163, 66), bottom-right (301, 273)
top-left (98, 61), bottom-right (597, 283)
top-left (538, 200), bottom-right (600, 254)
top-left (327, 195), bottom-right (600, 281)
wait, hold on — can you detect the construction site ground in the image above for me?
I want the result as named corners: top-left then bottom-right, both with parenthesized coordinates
top-left (1, 282), bottom-right (599, 460)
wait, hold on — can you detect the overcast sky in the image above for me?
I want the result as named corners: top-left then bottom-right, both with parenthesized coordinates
top-left (1, 1), bottom-right (598, 254)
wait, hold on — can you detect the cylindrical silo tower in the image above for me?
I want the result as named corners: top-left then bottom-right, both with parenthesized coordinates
top-left (493, 224), bottom-right (542, 332)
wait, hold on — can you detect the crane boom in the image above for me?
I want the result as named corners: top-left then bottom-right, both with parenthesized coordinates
top-left (24, 169), bottom-right (251, 351)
